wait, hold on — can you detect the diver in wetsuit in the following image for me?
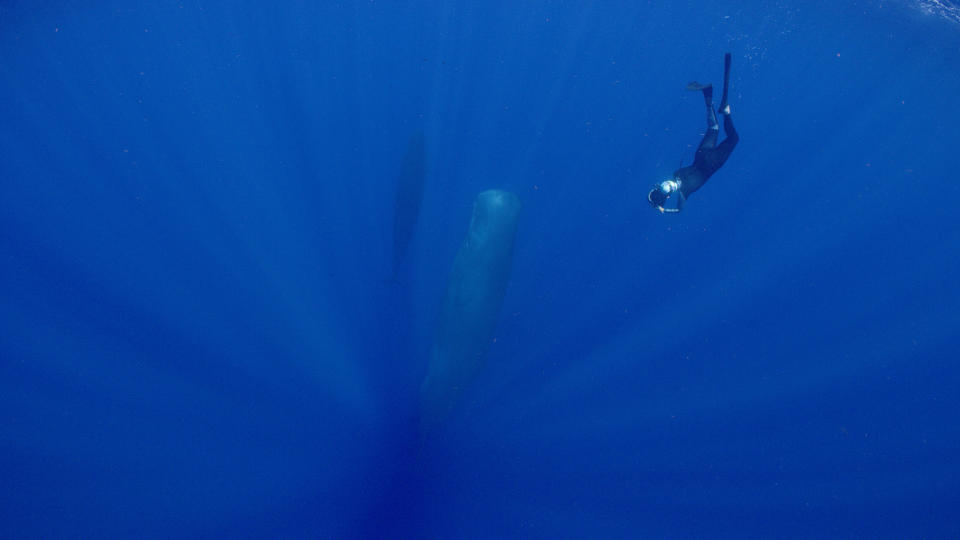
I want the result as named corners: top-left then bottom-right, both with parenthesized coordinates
top-left (649, 53), bottom-right (739, 213)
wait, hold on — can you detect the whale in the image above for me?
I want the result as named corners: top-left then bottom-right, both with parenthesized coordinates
top-left (420, 189), bottom-right (522, 431)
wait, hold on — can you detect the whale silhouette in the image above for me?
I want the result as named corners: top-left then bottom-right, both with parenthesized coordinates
top-left (420, 189), bottom-right (522, 431)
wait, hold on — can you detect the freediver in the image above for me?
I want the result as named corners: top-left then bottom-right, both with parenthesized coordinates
top-left (649, 53), bottom-right (739, 213)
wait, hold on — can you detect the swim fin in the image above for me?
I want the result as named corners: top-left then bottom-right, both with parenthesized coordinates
top-left (685, 81), bottom-right (711, 91)
top-left (718, 53), bottom-right (731, 115)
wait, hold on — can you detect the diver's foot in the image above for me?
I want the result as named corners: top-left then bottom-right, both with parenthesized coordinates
top-left (686, 81), bottom-right (711, 91)
top-left (720, 103), bottom-right (731, 115)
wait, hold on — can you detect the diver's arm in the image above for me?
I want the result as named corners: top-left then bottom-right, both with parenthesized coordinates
top-left (659, 191), bottom-right (685, 213)
top-left (658, 184), bottom-right (685, 213)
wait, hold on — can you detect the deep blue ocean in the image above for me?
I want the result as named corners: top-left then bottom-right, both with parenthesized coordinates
top-left (3, 1), bottom-right (960, 538)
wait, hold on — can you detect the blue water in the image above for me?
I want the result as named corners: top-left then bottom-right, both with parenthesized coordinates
top-left (2, 2), bottom-right (959, 538)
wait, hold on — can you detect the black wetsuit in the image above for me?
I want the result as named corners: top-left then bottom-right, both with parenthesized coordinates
top-left (675, 55), bottom-right (739, 203)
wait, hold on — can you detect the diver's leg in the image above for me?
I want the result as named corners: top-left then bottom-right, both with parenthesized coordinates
top-left (722, 114), bottom-right (738, 145)
top-left (702, 115), bottom-right (739, 171)
top-left (703, 86), bottom-right (718, 129)
top-left (693, 55), bottom-right (736, 172)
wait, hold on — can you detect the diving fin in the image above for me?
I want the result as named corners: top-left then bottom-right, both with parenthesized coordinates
top-left (718, 53), bottom-right (731, 115)
top-left (685, 81), bottom-right (711, 91)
